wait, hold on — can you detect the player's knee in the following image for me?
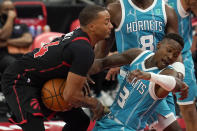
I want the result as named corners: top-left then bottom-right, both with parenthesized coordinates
top-left (179, 104), bottom-right (197, 121)
top-left (163, 121), bottom-right (182, 131)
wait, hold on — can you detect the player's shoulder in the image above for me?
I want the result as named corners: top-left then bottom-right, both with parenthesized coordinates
top-left (68, 39), bottom-right (94, 56)
top-left (165, 1), bottom-right (176, 14)
top-left (107, 1), bottom-right (121, 12)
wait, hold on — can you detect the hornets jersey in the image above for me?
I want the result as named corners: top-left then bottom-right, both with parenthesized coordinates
top-left (115, 0), bottom-right (167, 53)
top-left (166, 0), bottom-right (193, 55)
top-left (108, 51), bottom-right (171, 130)
top-left (166, 0), bottom-right (197, 103)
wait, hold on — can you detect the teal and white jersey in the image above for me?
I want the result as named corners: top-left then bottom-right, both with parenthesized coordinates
top-left (166, 0), bottom-right (192, 55)
top-left (115, 0), bottom-right (167, 54)
top-left (109, 51), bottom-right (171, 130)
top-left (166, 0), bottom-right (197, 104)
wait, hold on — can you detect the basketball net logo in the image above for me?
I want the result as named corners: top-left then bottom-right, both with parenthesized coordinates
top-left (30, 98), bottom-right (41, 110)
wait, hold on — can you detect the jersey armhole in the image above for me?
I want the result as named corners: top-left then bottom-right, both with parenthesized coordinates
top-left (177, 0), bottom-right (189, 18)
top-left (115, 0), bottom-right (125, 31)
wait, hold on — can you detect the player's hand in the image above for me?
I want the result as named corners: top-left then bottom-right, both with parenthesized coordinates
top-left (91, 101), bottom-right (110, 120)
top-left (8, 10), bottom-right (16, 19)
top-left (173, 81), bottom-right (189, 100)
top-left (127, 69), bottom-right (151, 82)
top-left (105, 67), bottom-right (120, 81)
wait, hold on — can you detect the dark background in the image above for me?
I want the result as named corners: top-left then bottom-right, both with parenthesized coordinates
top-left (13, 1), bottom-right (86, 33)
top-left (0, 0), bottom-right (107, 34)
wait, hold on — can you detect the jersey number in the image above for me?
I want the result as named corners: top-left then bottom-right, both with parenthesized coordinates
top-left (34, 41), bottom-right (60, 58)
top-left (117, 86), bottom-right (129, 108)
top-left (140, 35), bottom-right (154, 51)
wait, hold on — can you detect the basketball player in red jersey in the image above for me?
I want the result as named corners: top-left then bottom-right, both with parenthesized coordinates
top-left (1, 5), bottom-right (113, 131)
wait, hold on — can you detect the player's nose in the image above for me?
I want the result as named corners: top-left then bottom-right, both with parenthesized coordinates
top-left (109, 22), bottom-right (113, 30)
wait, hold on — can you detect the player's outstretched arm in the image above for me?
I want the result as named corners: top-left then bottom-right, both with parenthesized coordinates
top-left (127, 69), bottom-right (188, 100)
top-left (89, 48), bottom-right (143, 75)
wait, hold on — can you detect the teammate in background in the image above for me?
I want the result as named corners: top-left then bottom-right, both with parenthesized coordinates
top-left (94, 0), bottom-right (182, 130)
top-left (165, 0), bottom-right (197, 130)
top-left (90, 33), bottom-right (188, 131)
top-left (1, 5), bottom-right (113, 131)
top-left (95, 0), bottom-right (178, 58)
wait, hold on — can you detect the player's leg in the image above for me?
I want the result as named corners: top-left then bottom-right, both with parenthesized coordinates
top-left (148, 95), bottom-right (182, 131)
top-left (0, 53), bottom-right (16, 73)
top-left (1, 73), bottom-right (46, 131)
top-left (20, 113), bottom-right (45, 131)
top-left (3, 90), bottom-right (45, 131)
top-left (57, 108), bottom-right (90, 131)
top-left (149, 113), bottom-right (182, 131)
top-left (93, 115), bottom-right (132, 131)
top-left (176, 57), bottom-right (197, 131)
top-left (178, 104), bottom-right (197, 131)
top-left (163, 118), bottom-right (182, 131)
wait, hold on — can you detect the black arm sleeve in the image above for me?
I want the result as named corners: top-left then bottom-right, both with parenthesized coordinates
top-left (67, 41), bottom-right (95, 76)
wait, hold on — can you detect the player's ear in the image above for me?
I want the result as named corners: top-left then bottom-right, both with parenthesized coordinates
top-left (87, 23), bottom-right (96, 32)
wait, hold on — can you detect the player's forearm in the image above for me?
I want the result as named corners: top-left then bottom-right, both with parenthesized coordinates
top-left (150, 73), bottom-right (176, 92)
top-left (88, 59), bottom-right (104, 75)
top-left (89, 53), bottom-right (133, 75)
top-left (68, 91), bottom-right (99, 109)
top-left (0, 17), bottom-right (14, 40)
top-left (7, 35), bottom-right (32, 48)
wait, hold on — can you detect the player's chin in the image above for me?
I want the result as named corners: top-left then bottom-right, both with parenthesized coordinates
top-left (104, 34), bottom-right (111, 39)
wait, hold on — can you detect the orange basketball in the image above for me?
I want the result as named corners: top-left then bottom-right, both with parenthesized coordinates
top-left (41, 78), bottom-right (71, 112)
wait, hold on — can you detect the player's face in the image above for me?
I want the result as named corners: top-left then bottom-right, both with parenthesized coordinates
top-left (155, 39), bottom-right (182, 69)
top-left (1, 1), bottom-right (15, 15)
top-left (92, 10), bottom-right (113, 40)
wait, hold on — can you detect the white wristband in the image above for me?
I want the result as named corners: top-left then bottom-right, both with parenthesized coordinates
top-left (150, 73), bottom-right (176, 91)
top-left (171, 62), bottom-right (185, 78)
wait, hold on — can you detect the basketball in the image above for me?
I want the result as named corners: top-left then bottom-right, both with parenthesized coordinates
top-left (41, 78), bottom-right (71, 112)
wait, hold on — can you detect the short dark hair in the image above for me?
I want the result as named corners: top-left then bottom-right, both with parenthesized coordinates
top-left (79, 5), bottom-right (106, 26)
top-left (163, 33), bottom-right (184, 48)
